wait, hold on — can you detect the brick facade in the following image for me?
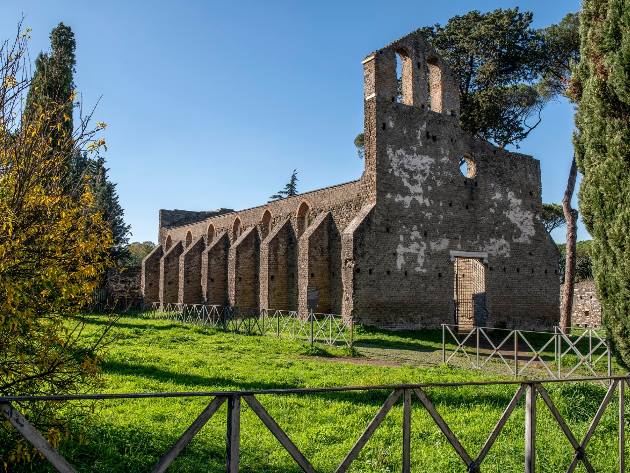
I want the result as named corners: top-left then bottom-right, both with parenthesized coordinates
top-left (561, 280), bottom-right (602, 327)
top-left (103, 267), bottom-right (143, 307)
top-left (142, 30), bottom-right (560, 329)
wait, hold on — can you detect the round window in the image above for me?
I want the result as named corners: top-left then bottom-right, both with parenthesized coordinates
top-left (458, 155), bottom-right (476, 178)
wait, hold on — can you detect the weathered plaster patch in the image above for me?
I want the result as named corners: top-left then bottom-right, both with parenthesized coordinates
top-left (396, 226), bottom-right (427, 273)
top-left (429, 238), bottom-right (449, 251)
top-left (415, 123), bottom-right (427, 143)
top-left (492, 189), bottom-right (536, 243)
top-left (483, 238), bottom-right (511, 257)
top-left (504, 191), bottom-right (535, 243)
top-left (387, 146), bottom-right (434, 208)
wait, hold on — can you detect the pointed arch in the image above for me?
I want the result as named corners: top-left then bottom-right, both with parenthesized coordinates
top-left (185, 231), bottom-right (193, 248)
top-left (261, 209), bottom-right (272, 240)
top-left (232, 217), bottom-right (242, 242)
top-left (165, 234), bottom-right (173, 250)
top-left (296, 201), bottom-right (311, 237)
top-left (207, 223), bottom-right (215, 244)
top-left (427, 56), bottom-right (442, 112)
top-left (394, 47), bottom-right (413, 105)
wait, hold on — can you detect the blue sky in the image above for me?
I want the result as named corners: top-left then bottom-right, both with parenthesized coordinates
top-left (3, 0), bottom-right (586, 243)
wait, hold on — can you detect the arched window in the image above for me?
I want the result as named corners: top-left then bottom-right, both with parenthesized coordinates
top-left (427, 57), bottom-right (442, 112)
top-left (185, 231), bottom-right (193, 248)
top-left (296, 202), bottom-right (310, 237)
top-left (395, 48), bottom-right (412, 104)
top-left (232, 217), bottom-right (242, 242)
top-left (260, 210), bottom-right (272, 240)
top-left (165, 234), bottom-right (173, 250)
top-left (207, 224), bottom-right (215, 244)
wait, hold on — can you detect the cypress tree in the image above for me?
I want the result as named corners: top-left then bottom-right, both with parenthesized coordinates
top-left (88, 157), bottom-right (131, 262)
top-left (26, 23), bottom-right (130, 265)
top-left (24, 23), bottom-right (76, 147)
top-left (573, 0), bottom-right (630, 366)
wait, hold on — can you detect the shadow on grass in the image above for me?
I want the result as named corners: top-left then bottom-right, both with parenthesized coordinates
top-left (353, 337), bottom-right (436, 352)
top-left (353, 326), bottom-right (442, 352)
top-left (9, 420), bottom-right (305, 473)
top-left (101, 360), bottom-right (518, 409)
top-left (102, 360), bottom-right (296, 391)
top-left (79, 316), bottom-right (196, 333)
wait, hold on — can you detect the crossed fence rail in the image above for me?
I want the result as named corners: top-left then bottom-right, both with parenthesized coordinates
top-left (442, 324), bottom-right (612, 380)
top-left (149, 303), bottom-right (353, 347)
top-left (1, 376), bottom-right (628, 472)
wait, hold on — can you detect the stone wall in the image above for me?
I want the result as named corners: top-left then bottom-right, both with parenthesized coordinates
top-left (159, 208), bottom-right (233, 244)
top-left (142, 28), bottom-right (560, 330)
top-left (561, 280), bottom-right (602, 327)
top-left (297, 212), bottom-right (341, 314)
top-left (228, 227), bottom-right (260, 308)
top-left (260, 219), bottom-right (297, 310)
top-left (141, 246), bottom-right (163, 303)
top-left (202, 232), bottom-right (229, 305)
top-left (159, 242), bottom-right (184, 303)
top-left (179, 237), bottom-right (205, 303)
top-left (105, 267), bottom-right (142, 305)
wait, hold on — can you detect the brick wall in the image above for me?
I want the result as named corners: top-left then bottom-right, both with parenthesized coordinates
top-left (142, 28), bottom-right (560, 330)
top-left (179, 236), bottom-right (204, 303)
top-left (159, 241), bottom-right (183, 303)
top-left (105, 267), bottom-right (142, 304)
top-left (297, 212), bottom-right (341, 315)
top-left (202, 232), bottom-right (229, 305)
top-left (228, 227), bottom-right (260, 308)
top-left (141, 245), bottom-right (163, 303)
top-left (561, 280), bottom-right (602, 327)
top-left (260, 219), bottom-right (297, 310)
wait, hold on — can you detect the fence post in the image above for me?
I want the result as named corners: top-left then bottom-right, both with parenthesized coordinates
top-left (620, 380), bottom-right (625, 473)
top-left (402, 389), bottom-right (411, 473)
top-left (442, 325), bottom-right (446, 364)
top-left (589, 329), bottom-right (593, 364)
top-left (349, 318), bottom-right (354, 350)
top-left (277, 311), bottom-right (280, 337)
top-left (514, 331), bottom-right (519, 377)
top-left (310, 310), bottom-right (314, 347)
top-left (226, 395), bottom-right (241, 473)
top-left (556, 327), bottom-right (562, 379)
top-left (329, 315), bottom-right (332, 345)
top-left (525, 383), bottom-right (536, 473)
top-left (476, 328), bottom-right (480, 369)
top-left (608, 341), bottom-right (613, 380)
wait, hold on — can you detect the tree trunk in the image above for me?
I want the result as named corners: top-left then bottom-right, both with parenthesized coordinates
top-left (560, 156), bottom-right (578, 332)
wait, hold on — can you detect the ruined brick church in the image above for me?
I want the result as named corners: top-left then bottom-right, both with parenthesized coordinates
top-left (142, 30), bottom-right (560, 330)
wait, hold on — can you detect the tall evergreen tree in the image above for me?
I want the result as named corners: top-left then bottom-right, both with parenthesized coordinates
top-left (574, 0), bottom-right (630, 366)
top-left (25, 23), bottom-right (130, 264)
top-left (541, 203), bottom-right (568, 234)
top-left (24, 23), bottom-right (75, 149)
top-left (88, 157), bottom-right (131, 262)
top-left (417, 8), bottom-right (547, 149)
top-left (269, 169), bottom-right (299, 201)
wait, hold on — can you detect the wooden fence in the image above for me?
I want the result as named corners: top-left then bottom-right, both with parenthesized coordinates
top-left (1, 376), bottom-right (628, 472)
top-left (442, 324), bottom-right (612, 380)
top-left (149, 303), bottom-right (353, 347)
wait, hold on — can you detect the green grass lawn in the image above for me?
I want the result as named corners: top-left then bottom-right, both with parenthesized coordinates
top-left (5, 315), bottom-right (629, 472)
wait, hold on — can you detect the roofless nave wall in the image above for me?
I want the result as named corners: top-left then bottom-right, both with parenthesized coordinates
top-left (142, 29), bottom-right (560, 330)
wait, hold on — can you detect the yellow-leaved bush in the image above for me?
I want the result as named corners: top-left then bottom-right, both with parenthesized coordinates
top-left (0, 23), bottom-right (113, 468)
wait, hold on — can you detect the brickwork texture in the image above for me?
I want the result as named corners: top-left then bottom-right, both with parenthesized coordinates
top-left (142, 30), bottom-right (560, 329)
